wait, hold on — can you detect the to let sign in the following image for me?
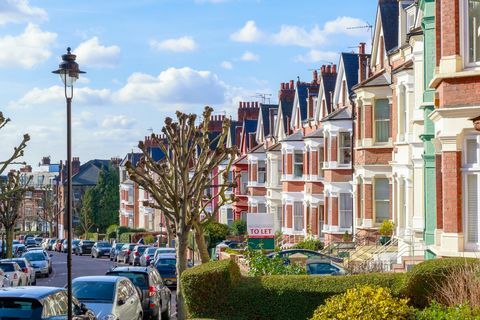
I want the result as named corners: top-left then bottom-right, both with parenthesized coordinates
top-left (247, 213), bottom-right (274, 239)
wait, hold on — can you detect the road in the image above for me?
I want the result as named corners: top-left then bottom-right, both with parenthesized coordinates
top-left (37, 250), bottom-right (176, 319)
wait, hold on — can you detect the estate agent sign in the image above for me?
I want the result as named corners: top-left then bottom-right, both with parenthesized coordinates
top-left (247, 213), bottom-right (275, 250)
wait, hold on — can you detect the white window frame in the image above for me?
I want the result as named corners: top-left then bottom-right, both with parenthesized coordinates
top-left (240, 171), bottom-right (248, 194)
top-left (398, 85), bottom-right (407, 142)
top-left (258, 160), bottom-right (266, 184)
top-left (463, 135), bottom-right (480, 249)
top-left (374, 178), bottom-right (390, 224)
top-left (293, 202), bottom-right (303, 232)
top-left (374, 99), bottom-right (390, 143)
top-left (257, 203), bottom-right (267, 214)
top-left (461, 0), bottom-right (480, 68)
top-left (318, 147), bottom-right (324, 178)
top-left (227, 208), bottom-right (234, 227)
top-left (293, 151), bottom-right (303, 178)
top-left (339, 193), bottom-right (353, 229)
top-left (338, 132), bottom-right (352, 165)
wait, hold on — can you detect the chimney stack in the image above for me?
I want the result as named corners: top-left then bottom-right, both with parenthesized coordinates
top-left (281, 82), bottom-right (285, 90)
top-left (358, 42), bottom-right (368, 83)
top-left (289, 80), bottom-right (294, 89)
top-left (313, 69), bottom-right (318, 83)
top-left (326, 65), bottom-right (331, 74)
top-left (332, 64), bottom-right (337, 74)
top-left (321, 65), bottom-right (326, 74)
top-left (359, 42), bottom-right (366, 55)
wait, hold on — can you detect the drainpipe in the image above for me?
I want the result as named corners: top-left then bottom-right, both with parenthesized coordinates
top-left (349, 92), bottom-right (357, 238)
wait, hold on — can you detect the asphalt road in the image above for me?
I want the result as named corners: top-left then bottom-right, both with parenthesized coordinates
top-left (37, 250), bottom-right (177, 319)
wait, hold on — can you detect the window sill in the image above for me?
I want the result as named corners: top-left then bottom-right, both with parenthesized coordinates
top-left (430, 67), bottom-right (480, 88)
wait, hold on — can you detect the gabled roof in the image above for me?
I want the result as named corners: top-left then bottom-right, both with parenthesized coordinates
top-left (267, 142), bottom-right (281, 152)
top-left (296, 82), bottom-right (319, 121)
top-left (120, 153), bottom-right (142, 167)
top-left (304, 128), bottom-right (323, 138)
top-left (321, 73), bottom-right (336, 114)
top-left (148, 147), bottom-right (165, 161)
top-left (341, 53), bottom-right (360, 93)
top-left (260, 103), bottom-right (278, 137)
top-left (321, 106), bottom-right (352, 122)
top-left (283, 130), bottom-right (303, 142)
top-left (249, 143), bottom-right (265, 154)
top-left (280, 97), bottom-right (294, 130)
top-left (72, 159), bottom-right (110, 186)
top-left (352, 71), bottom-right (391, 90)
top-left (228, 120), bottom-right (240, 147)
top-left (241, 119), bottom-right (258, 151)
top-left (379, 0), bottom-right (399, 52)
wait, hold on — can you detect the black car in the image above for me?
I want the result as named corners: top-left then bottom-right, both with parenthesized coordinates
top-left (91, 241), bottom-right (112, 258)
top-left (106, 266), bottom-right (171, 320)
top-left (75, 240), bottom-right (95, 256)
top-left (0, 286), bottom-right (96, 319)
top-left (154, 254), bottom-right (177, 289)
top-left (129, 245), bottom-right (149, 266)
top-left (109, 243), bottom-right (124, 261)
top-left (116, 243), bottom-right (136, 264)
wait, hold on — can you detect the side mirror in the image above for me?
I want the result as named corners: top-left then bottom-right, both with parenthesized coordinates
top-left (117, 299), bottom-right (125, 306)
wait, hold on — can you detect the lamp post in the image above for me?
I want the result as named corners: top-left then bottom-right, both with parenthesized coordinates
top-left (52, 47), bottom-right (85, 320)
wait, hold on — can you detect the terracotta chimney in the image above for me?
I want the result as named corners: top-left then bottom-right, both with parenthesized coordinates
top-left (359, 42), bottom-right (366, 55)
top-left (326, 65), bottom-right (331, 74)
top-left (332, 64), bottom-right (337, 74)
top-left (313, 69), bottom-right (318, 83)
top-left (281, 82), bottom-right (285, 90)
top-left (289, 80), bottom-right (294, 89)
top-left (321, 65), bottom-right (326, 74)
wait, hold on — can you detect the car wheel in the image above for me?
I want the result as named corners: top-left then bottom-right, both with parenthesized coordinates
top-left (32, 278), bottom-right (36, 286)
top-left (123, 256), bottom-right (127, 264)
top-left (91, 253), bottom-right (94, 258)
top-left (49, 268), bottom-right (52, 274)
top-left (137, 313), bottom-right (142, 320)
top-left (161, 301), bottom-right (170, 320)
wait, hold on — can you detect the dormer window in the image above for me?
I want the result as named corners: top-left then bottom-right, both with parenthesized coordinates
top-left (406, 10), bottom-right (415, 32)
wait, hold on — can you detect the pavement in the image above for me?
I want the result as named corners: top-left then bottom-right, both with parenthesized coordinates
top-left (37, 250), bottom-right (176, 319)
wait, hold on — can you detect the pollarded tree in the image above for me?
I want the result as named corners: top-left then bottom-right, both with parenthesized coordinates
top-left (39, 185), bottom-right (58, 238)
top-left (0, 112), bottom-right (30, 176)
top-left (126, 107), bottom-right (236, 320)
top-left (0, 171), bottom-right (32, 258)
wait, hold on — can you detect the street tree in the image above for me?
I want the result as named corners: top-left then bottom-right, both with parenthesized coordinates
top-left (39, 185), bottom-right (58, 238)
top-left (95, 166), bottom-right (119, 231)
top-left (78, 188), bottom-right (96, 238)
top-left (0, 171), bottom-right (32, 257)
top-left (126, 107), bottom-right (236, 319)
top-left (0, 112), bottom-right (30, 176)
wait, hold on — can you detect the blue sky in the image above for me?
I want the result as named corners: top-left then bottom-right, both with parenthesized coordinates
top-left (0, 0), bottom-right (377, 166)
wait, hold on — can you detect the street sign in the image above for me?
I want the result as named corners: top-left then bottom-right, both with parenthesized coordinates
top-left (247, 213), bottom-right (274, 250)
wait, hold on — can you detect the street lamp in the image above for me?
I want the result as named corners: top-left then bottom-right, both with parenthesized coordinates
top-left (52, 47), bottom-right (85, 320)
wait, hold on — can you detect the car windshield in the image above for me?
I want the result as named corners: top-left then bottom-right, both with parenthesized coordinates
top-left (107, 272), bottom-right (149, 289)
top-left (156, 259), bottom-right (176, 266)
top-left (72, 240), bottom-right (80, 245)
top-left (23, 252), bottom-right (45, 261)
top-left (0, 264), bottom-right (15, 272)
top-left (137, 246), bottom-right (147, 254)
top-left (115, 243), bottom-right (124, 250)
top-left (97, 242), bottom-right (111, 247)
top-left (82, 241), bottom-right (94, 245)
top-left (11, 260), bottom-right (26, 268)
top-left (147, 247), bottom-right (157, 254)
top-left (0, 298), bottom-right (42, 318)
top-left (73, 281), bottom-right (115, 302)
top-left (156, 249), bottom-right (175, 254)
top-left (128, 244), bottom-right (136, 249)
top-left (26, 239), bottom-right (36, 244)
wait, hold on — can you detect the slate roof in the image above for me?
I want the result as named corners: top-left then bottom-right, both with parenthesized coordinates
top-left (321, 73), bottom-right (337, 114)
top-left (148, 147), bottom-right (165, 161)
top-left (283, 130), bottom-right (303, 142)
top-left (280, 98), bottom-right (294, 131)
top-left (267, 143), bottom-right (281, 152)
top-left (229, 120), bottom-right (240, 147)
top-left (297, 82), bottom-right (319, 121)
top-left (379, 0), bottom-right (399, 52)
top-left (304, 128), bottom-right (323, 138)
top-left (341, 53), bottom-right (360, 94)
top-left (260, 103), bottom-right (278, 137)
top-left (352, 72), bottom-right (391, 90)
top-left (72, 159), bottom-right (110, 186)
top-left (249, 143), bottom-right (265, 154)
top-left (208, 131), bottom-right (221, 150)
top-left (243, 119), bottom-right (258, 150)
top-left (321, 106), bottom-right (352, 122)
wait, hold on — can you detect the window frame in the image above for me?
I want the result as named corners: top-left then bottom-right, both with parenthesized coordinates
top-left (293, 151), bottom-right (303, 178)
top-left (374, 98), bottom-right (391, 143)
top-left (318, 146), bottom-right (324, 178)
top-left (374, 178), bottom-right (390, 224)
top-left (338, 132), bottom-right (352, 165)
top-left (462, 0), bottom-right (480, 68)
top-left (339, 193), bottom-right (353, 229)
top-left (257, 160), bottom-right (266, 184)
top-left (293, 202), bottom-right (303, 232)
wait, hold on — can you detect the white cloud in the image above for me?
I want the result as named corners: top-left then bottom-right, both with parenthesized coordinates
top-left (73, 111), bottom-right (97, 128)
top-left (220, 61), bottom-right (233, 69)
top-left (74, 37), bottom-right (120, 68)
top-left (149, 36), bottom-right (197, 52)
top-left (231, 16), bottom-right (368, 47)
top-left (115, 67), bottom-right (227, 107)
top-left (294, 50), bottom-right (339, 63)
top-left (240, 51), bottom-right (259, 62)
top-left (230, 20), bottom-right (263, 42)
top-left (102, 115), bottom-right (136, 128)
top-left (0, 0), bottom-right (47, 25)
top-left (8, 85), bottom-right (111, 109)
top-left (0, 23), bottom-right (56, 68)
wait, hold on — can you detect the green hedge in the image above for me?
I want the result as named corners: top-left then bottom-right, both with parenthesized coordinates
top-left (182, 259), bottom-right (240, 319)
top-left (403, 257), bottom-right (480, 308)
top-left (182, 259), bottom-right (406, 320)
top-left (119, 232), bottom-right (134, 243)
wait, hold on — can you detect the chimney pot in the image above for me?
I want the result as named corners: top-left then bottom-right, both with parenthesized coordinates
top-left (359, 42), bottom-right (366, 55)
top-left (313, 69), bottom-right (318, 82)
top-left (239, 101), bottom-right (242, 109)
top-left (332, 64), bottom-right (337, 74)
top-left (326, 65), bottom-right (331, 74)
top-left (281, 82), bottom-right (285, 90)
top-left (321, 65), bottom-right (326, 74)
top-left (289, 80), bottom-right (294, 89)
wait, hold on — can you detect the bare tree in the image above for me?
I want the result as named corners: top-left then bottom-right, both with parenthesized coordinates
top-left (39, 185), bottom-right (58, 238)
top-left (126, 107), bottom-right (236, 319)
top-left (0, 112), bottom-right (30, 176)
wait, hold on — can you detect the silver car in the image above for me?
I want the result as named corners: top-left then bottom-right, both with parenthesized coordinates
top-left (0, 262), bottom-right (28, 286)
top-left (22, 250), bottom-right (50, 278)
top-left (73, 275), bottom-right (143, 320)
top-left (1, 258), bottom-right (36, 285)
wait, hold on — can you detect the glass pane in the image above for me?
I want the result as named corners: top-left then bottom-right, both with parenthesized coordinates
top-left (375, 99), bottom-right (390, 119)
top-left (375, 202), bottom-right (390, 223)
top-left (375, 178), bottom-right (390, 200)
top-left (469, 0), bottom-right (480, 63)
top-left (467, 139), bottom-right (478, 164)
top-left (467, 175), bottom-right (478, 243)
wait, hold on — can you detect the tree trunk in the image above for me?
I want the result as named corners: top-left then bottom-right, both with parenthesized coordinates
top-left (176, 231), bottom-right (189, 320)
top-left (194, 224), bottom-right (210, 264)
top-left (48, 221), bottom-right (53, 238)
top-left (5, 227), bottom-right (14, 258)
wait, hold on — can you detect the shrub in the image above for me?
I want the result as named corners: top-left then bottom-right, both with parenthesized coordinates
top-left (404, 258), bottom-right (480, 308)
top-left (119, 232), bottom-right (134, 243)
top-left (292, 238), bottom-right (324, 251)
top-left (230, 219), bottom-right (247, 236)
top-left (144, 234), bottom-right (155, 244)
top-left (433, 263), bottom-right (480, 308)
top-left (310, 285), bottom-right (415, 320)
top-left (204, 222), bottom-right (230, 248)
top-left (181, 259), bottom-right (240, 319)
top-left (182, 259), bottom-right (407, 320)
top-left (416, 301), bottom-right (480, 320)
top-left (245, 248), bottom-right (306, 276)
top-left (379, 220), bottom-right (394, 237)
top-left (106, 224), bottom-right (119, 239)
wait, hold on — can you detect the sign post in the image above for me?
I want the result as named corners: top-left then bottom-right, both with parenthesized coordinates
top-left (247, 213), bottom-right (275, 250)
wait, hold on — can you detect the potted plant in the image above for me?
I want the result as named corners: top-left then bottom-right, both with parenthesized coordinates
top-left (342, 231), bottom-right (352, 242)
top-left (379, 220), bottom-right (394, 245)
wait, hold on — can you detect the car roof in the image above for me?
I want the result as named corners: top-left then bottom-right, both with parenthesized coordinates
top-left (0, 286), bottom-right (64, 299)
top-left (156, 254), bottom-right (176, 259)
top-left (108, 266), bottom-right (152, 273)
top-left (156, 248), bottom-right (175, 251)
top-left (73, 275), bottom-right (124, 283)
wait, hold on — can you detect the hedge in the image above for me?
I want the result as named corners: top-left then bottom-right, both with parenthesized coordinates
top-left (181, 259), bottom-right (406, 320)
top-left (182, 259), bottom-right (240, 319)
top-left (403, 257), bottom-right (480, 308)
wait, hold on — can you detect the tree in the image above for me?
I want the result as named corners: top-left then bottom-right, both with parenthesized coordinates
top-left (78, 188), bottom-right (96, 238)
top-left (126, 107), bottom-right (236, 319)
top-left (0, 112), bottom-right (30, 258)
top-left (230, 219), bottom-right (247, 236)
top-left (204, 222), bottom-right (230, 248)
top-left (0, 172), bottom-right (32, 257)
top-left (39, 185), bottom-right (58, 238)
top-left (94, 166), bottom-right (119, 231)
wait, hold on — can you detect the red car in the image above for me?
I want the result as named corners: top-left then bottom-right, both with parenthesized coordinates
top-left (54, 239), bottom-right (64, 252)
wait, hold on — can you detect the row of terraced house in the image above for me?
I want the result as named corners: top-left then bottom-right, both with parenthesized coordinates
top-left (214, 0), bottom-right (480, 266)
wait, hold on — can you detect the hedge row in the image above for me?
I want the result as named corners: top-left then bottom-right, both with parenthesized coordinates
top-left (182, 259), bottom-right (406, 320)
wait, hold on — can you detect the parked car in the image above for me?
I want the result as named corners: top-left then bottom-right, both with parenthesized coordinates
top-left (73, 276), bottom-right (143, 320)
top-left (0, 269), bottom-right (12, 287)
top-left (25, 238), bottom-right (37, 248)
top-left (267, 249), bottom-right (344, 264)
top-left (152, 247), bottom-right (176, 263)
top-left (0, 286), bottom-right (96, 319)
top-left (22, 250), bottom-right (51, 278)
top-left (139, 247), bottom-right (157, 266)
top-left (0, 261), bottom-right (28, 286)
top-left (116, 243), bottom-right (136, 264)
top-left (13, 244), bottom-right (27, 258)
top-left (107, 266), bottom-right (172, 320)
top-left (54, 239), bottom-right (64, 252)
top-left (12, 240), bottom-right (21, 245)
top-left (75, 240), bottom-right (95, 256)
top-left (91, 241), bottom-right (112, 259)
top-left (109, 243), bottom-right (124, 261)
top-left (153, 254), bottom-right (177, 289)
top-left (41, 238), bottom-right (49, 250)
top-left (46, 238), bottom-right (57, 251)
top-left (306, 258), bottom-right (346, 276)
top-left (62, 239), bottom-right (80, 253)
top-left (34, 237), bottom-right (43, 246)
top-left (129, 245), bottom-right (149, 266)
top-left (1, 258), bottom-right (36, 285)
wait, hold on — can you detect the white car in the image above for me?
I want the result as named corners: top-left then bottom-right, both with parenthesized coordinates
top-left (73, 275), bottom-right (143, 320)
top-left (0, 262), bottom-right (28, 286)
top-left (0, 269), bottom-right (12, 287)
top-left (1, 258), bottom-right (36, 285)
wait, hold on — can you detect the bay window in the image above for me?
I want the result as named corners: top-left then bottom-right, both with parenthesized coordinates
top-left (339, 193), bottom-right (353, 229)
top-left (258, 160), bottom-right (266, 183)
top-left (293, 202), bottom-right (303, 231)
top-left (293, 151), bottom-right (303, 178)
top-left (464, 136), bottom-right (480, 247)
top-left (374, 99), bottom-right (390, 143)
top-left (338, 132), bottom-right (352, 165)
top-left (375, 178), bottom-right (390, 223)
